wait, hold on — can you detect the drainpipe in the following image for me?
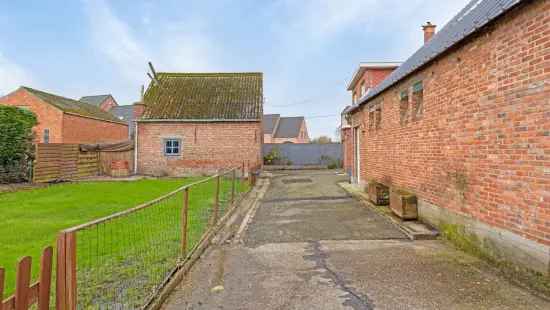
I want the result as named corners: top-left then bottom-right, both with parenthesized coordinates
top-left (134, 121), bottom-right (138, 174)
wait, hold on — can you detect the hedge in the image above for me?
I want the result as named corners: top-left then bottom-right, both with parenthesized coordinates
top-left (0, 105), bottom-right (37, 183)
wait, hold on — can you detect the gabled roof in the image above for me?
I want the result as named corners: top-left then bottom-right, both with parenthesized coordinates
top-left (350, 0), bottom-right (523, 112)
top-left (273, 116), bottom-right (305, 138)
top-left (22, 87), bottom-right (126, 124)
top-left (347, 62), bottom-right (402, 91)
top-left (142, 72), bottom-right (263, 120)
top-left (263, 114), bottom-right (280, 134)
top-left (79, 94), bottom-right (116, 107)
top-left (110, 105), bottom-right (134, 123)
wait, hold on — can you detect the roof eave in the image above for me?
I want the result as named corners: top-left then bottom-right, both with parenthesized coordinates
top-left (136, 118), bottom-right (262, 123)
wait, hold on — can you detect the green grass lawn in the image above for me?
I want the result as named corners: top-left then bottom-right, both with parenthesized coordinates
top-left (0, 178), bottom-right (201, 296)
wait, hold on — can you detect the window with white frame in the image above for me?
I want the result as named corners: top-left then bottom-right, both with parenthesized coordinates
top-left (360, 82), bottom-right (366, 97)
top-left (164, 138), bottom-right (181, 156)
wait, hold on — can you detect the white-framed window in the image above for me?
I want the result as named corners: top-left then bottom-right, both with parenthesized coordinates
top-left (164, 138), bottom-right (181, 156)
top-left (43, 129), bottom-right (50, 144)
top-left (360, 82), bottom-right (366, 97)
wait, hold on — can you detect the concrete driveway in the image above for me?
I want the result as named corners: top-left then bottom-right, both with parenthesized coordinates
top-left (163, 170), bottom-right (549, 309)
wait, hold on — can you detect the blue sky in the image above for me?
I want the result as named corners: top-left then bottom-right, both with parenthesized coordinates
top-left (0, 0), bottom-right (470, 138)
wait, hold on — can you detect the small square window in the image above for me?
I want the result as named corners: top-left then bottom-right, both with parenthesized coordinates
top-left (164, 138), bottom-right (181, 156)
top-left (43, 129), bottom-right (50, 144)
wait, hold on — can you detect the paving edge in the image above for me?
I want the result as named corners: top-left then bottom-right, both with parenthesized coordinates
top-left (338, 182), bottom-right (439, 241)
top-left (145, 180), bottom-right (268, 310)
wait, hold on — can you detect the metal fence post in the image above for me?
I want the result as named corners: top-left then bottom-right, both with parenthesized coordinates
top-left (181, 187), bottom-right (189, 256)
top-left (231, 169), bottom-right (236, 204)
top-left (241, 162), bottom-right (245, 190)
top-left (212, 174), bottom-right (220, 226)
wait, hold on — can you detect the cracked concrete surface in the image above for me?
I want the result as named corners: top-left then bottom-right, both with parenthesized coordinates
top-left (162, 170), bottom-right (550, 309)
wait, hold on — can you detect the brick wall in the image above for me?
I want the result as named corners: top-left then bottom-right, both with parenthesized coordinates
top-left (137, 121), bottom-right (263, 176)
top-left (0, 88), bottom-right (64, 143)
top-left (62, 113), bottom-right (128, 144)
top-left (99, 96), bottom-right (118, 112)
top-left (349, 0), bottom-right (549, 249)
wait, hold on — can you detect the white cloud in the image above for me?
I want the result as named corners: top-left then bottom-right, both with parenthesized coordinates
top-left (83, 0), bottom-right (218, 86)
top-left (291, 0), bottom-right (381, 39)
top-left (0, 52), bottom-right (33, 95)
top-left (83, 0), bottom-right (148, 84)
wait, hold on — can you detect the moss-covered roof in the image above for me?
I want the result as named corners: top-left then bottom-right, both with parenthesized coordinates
top-left (142, 72), bottom-right (263, 120)
top-left (22, 87), bottom-right (126, 124)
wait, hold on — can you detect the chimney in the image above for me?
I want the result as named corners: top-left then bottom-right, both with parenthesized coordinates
top-left (422, 22), bottom-right (436, 43)
top-left (133, 102), bottom-right (145, 119)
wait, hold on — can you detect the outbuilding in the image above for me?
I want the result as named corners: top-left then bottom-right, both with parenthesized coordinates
top-left (136, 72), bottom-right (263, 176)
top-left (0, 87), bottom-right (128, 144)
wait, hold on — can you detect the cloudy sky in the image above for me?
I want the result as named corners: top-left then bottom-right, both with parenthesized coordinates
top-left (0, 0), bottom-right (470, 138)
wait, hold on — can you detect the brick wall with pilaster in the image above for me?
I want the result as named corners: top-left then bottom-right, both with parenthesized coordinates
top-left (137, 121), bottom-right (263, 176)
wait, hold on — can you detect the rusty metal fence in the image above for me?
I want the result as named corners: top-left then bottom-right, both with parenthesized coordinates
top-left (55, 166), bottom-right (254, 309)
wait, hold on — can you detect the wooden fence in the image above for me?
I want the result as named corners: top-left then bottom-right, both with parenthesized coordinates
top-left (98, 150), bottom-right (134, 177)
top-left (33, 143), bottom-right (135, 183)
top-left (0, 247), bottom-right (53, 310)
top-left (33, 144), bottom-right (99, 183)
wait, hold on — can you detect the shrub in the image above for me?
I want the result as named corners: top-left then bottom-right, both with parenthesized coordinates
top-left (263, 147), bottom-right (282, 165)
top-left (0, 105), bottom-right (37, 183)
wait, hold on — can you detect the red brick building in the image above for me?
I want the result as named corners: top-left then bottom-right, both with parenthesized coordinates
top-left (341, 63), bottom-right (400, 176)
top-left (0, 87), bottom-right (128, 144)
top-left (263, 114), bottom-right (310, 144)
top-left (344, 0), bottom-right (549, 274)
top-left (136, 72), bottom-right (263, 176)
top-left (79, 94), bottom-right (119, 112)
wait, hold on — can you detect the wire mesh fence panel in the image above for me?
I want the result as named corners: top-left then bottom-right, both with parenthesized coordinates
top-left (74, 192), bottom-right (183, 309)
top-left (186, 177), bottom-right (217, 252)
top-left (57, 167), bottom-right (251, 309)
top-left (218, 172), bottom-right (234, 219)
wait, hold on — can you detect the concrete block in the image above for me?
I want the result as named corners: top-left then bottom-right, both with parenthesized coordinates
top-left (390, 188), bottom-right (418, 220)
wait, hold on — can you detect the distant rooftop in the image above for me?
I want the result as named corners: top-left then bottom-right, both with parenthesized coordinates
top-left (347, 62), bottom-right (402, 91)
top-left (79, 94), bottom-right (113, 107)
top-left (263, 114), bottom-right (306, 138)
